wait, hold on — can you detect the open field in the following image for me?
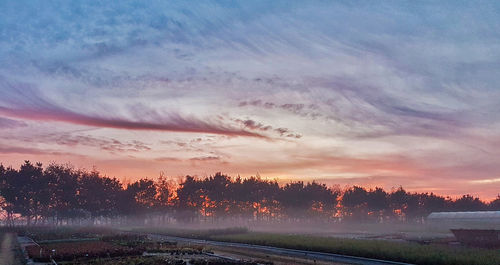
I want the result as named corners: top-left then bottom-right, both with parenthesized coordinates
top-left (2, 225), bottom-right (499, 265)
top-left (212, 233), bottom-right (500, 265)
top-left (7, 226), bottom-right (272, 265)
top-left (131, 226), bottom-right (500, 265)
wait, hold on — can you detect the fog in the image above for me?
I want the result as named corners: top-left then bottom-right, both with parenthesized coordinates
top-left (1, 162), bottom-right (499, 238)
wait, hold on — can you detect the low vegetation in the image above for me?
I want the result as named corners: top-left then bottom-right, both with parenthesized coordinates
top-left (13, 226), bottom-right (267, 265)
top-left (136, 227), bottom-right (500, 265)
top-left (13, 226), bottom-right (114, 242)
top-left (131, 227), bottom-right (249, 239)
top-left (26, 241), bottom-right (143, 262)
top-left (67, 256), bottom-right (268, 265)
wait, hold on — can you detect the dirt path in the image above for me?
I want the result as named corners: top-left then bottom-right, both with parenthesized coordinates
top-left (212, 245), bottom-right (346, 265)
top-left (0, 233), bottom-right (16, 265)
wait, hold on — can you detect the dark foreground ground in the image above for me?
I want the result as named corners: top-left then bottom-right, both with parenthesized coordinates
top-left (3, 226), bottom-right (341, 265)
top-left (1, 225), bottom-right (499, 265)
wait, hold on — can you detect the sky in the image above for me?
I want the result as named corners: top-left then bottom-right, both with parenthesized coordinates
top-left (1, 1), bottom-right (500, 199)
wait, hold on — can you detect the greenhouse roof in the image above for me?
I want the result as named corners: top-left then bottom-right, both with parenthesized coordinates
top-left (428, 211), bottom-right (500, 219)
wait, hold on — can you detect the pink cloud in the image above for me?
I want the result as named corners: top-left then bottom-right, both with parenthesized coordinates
top-left (0, 106), bottom-right (265, 138)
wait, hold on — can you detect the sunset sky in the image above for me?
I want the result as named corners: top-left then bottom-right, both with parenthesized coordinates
top-left (1, 1), bottom-right (500, 199)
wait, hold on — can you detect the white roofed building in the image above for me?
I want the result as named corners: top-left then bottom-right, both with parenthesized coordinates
top-left (427, 211), bottom-right (500, 247)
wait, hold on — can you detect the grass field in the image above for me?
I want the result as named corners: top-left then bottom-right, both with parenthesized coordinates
top-left (0, 231), bottom-right (26, 265)
top-left (131, 227), bottom-right (500, 265)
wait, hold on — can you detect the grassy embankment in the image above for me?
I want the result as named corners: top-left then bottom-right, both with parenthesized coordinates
top-left (0, 231), bottom-right (26, 265)
top-left (131, 227), bottom-right (500, 265)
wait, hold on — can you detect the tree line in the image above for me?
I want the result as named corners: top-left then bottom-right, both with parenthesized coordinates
top-left (0, 161), bottom-right (499, 226)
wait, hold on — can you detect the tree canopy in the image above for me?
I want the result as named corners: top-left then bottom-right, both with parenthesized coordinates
top-left (0, 161), bottom-right (497, 226)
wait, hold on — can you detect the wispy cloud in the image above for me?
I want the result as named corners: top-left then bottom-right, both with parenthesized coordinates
top-left (470, 178), bottom-right (500, 184)
top-left (0, 79), bottom-right (265, 138)
top-left (233, 118), bottom-right (301, 138)
top-left (0, 144), bottom-right (74, 156)
top-left (39, 133), bottom-right (151, 153)
top-left (0, 117), bottom-right (26, 129)
top-left (1, 1), bottom-right (500, 198)
top-left (154, 157), bottom-right (181, 162)
top-left (189, 156), bottom-right (221, 162)
top-left (0, 106), bottom-right (266, 137)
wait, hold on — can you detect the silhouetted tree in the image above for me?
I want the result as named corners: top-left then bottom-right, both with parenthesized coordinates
top-left (176, 176), bottom-right (204, 222)
top-left (14, 161), bottom-right (48, 225)
top-left (366, 187), bottom-right (388, 221)
top-left (405, 193), bottom-right (450, 222)
top-left (0, 160), bottom-right (497, 225)
top-left (0, 164), bottom-right (16, 226)
top-left (452, 194), bottom-right (487, 211)
top-left (490, 195), bottom-right (500, 211)
top-left (155, 174), bottom-right (174, 224)
top-left (279, 181), bottom-right (309, 219)
top-left (389, 187), bottom-right (408, 220)
top-left (304, 182), bottom-right (339, 219)
top-left (342, 186), bottom-right (368, 220)
top-left (79, 170), bottom-right (122, 224)
top-left (204, 172), bottom-right (232, 219)
top-left (44, 163), bottom-right (81, 223)
top-left (125, 179), bottom-right (158, 216)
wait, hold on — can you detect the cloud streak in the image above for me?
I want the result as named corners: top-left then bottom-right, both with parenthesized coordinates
top-left (0, 144), bottom-right (74, 156)
top-left (0, 117), bottom-right (26, 129)
top-left (1, 1), bottom-right (500, 198)
top-left (25, 110), bottom-right (266, 137)
top-left (0, 105), bottom-right (266, 137)
top-left (0, 80), bottom-right (265, 138)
